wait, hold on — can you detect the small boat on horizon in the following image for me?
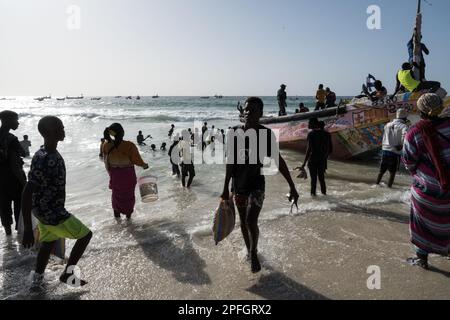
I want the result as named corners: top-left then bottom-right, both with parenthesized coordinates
top-left (91, 97), bottom-right (102, 100)
top-left (56, 98), bottom-right (66, 101)
top-left (214, 95), bottom-right (223, 99)
top-left (136, 95), bottom-right (141, 100)
top-left (200, 96), bottom-right (210, 99)
top-left (66, 94), bottom-right (84, 100)
top-left (152, 94), bottom-right (159, 99)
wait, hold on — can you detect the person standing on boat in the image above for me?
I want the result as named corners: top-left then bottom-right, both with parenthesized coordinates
top-left (402, 93), bottom-right (450, 270)
top-left (297, 118), bottom-right (330, 196)
top-left (315, 84), bottom-right (327, 111)
top-left (325, 87), bottom-right (336, 109)
top-left (277, 84), bottom-right (288, 116)
top-left (376, 109), bottom-right (409, 188)
top-left (408, 32), bottom-right (429, 81)
top-left (394, 62), bottom-right (441, 96)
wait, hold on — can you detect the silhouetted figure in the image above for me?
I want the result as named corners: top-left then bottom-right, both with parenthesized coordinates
top-left (0, 111), bottom-right (26, 235)
top-left (19, 135), bottom-right (32, 157)
top-left (277, 84), bottom-right (287, 116)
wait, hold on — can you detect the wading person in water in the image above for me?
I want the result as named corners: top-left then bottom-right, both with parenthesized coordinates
top-left (376, 109), bottom-right (409, 188)
top-left (102, 123), bottom-right (149, 219)
top-left (22, 116), bottom-right (92, 287)
top-left (297, 118), bottom-right (330, 196)
top-left (220, 97), bottom-right (299, 273)
top-left (179, 130), bottom-right (195, 188)
top-left (0, 111), bottom-right (26, 235)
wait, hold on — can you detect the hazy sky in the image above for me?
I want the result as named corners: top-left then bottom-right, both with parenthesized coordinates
top-left (1, 0), bottom-right (449, 96)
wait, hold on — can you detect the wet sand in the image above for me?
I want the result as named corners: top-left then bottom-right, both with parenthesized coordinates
top-left (1, 150), bottom-right (449, 300)
top-left (2, 199), bottom-right (449, 300)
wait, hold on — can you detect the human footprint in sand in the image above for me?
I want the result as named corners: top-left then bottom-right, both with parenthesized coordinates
top-left (22, 116), bottom-right (93, 287)
top-left (221, 97), bottom-right (299, 274)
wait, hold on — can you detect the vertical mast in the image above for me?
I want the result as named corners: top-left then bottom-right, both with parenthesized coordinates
top-left (412, 0), bottom-right (423, 79)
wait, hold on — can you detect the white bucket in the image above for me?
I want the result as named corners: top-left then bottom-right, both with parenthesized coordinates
top-left (138, 173), bottom-right (158, 203)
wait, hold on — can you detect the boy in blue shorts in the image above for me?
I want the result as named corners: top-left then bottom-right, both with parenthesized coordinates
top-left (22, 116), bottom-right (92, 287)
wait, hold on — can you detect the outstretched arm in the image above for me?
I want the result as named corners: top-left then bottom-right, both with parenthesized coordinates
top-left (299, 142), bottom-right (311, 169)
top-left (393, 75), bottom-right (401, 97)
top-left (278, 155), bottom-right (299, 206)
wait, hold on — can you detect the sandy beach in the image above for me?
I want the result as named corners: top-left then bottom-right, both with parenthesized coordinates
top-left (1, 145), bottom-right (449, 300)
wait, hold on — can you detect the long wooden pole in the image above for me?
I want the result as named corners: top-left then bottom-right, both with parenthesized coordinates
top-left (413, 0), bottom-right (423, 80)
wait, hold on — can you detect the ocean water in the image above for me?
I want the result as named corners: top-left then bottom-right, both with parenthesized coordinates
top-left (0, 96), bottom-right (412, 299)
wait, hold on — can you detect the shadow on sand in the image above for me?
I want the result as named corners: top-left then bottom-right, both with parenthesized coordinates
top-left (127, 219), bottom-right (211, 286)
top-left (246, 263), bottom-right (329, 300)
top-left (325, 197), bottom-right (409, 224)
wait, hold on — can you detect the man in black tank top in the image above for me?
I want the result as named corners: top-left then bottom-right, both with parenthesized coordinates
top-left (220, 97), bottom-right (299, 273)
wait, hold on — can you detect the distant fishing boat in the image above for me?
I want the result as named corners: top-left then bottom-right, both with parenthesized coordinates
top-left (214, 95), bottom-right (223, 99)
top-left (136, 95), bottom-right (141, 100)
top-left (56, 98), bottom-right (65, 101)
top-left (91, 97), bottom-right (102, 100)
top-left (34, 94), bottom-right (51, 101)
top-left (114, 96), bottom-right (122, 98)
top-left (126, 96), bottom-right (132, 100)
top-left (152, 94), bottom-right (159, 99)
top-left (200, 96), bottom-right (210, 99)
top-left (66, 94), bottom-right (84, 100)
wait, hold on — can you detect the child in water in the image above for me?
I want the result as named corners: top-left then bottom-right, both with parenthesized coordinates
top-left (22, 116), bottom-right (93, 287)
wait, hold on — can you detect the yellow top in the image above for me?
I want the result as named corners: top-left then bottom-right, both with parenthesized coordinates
top-left (316, 89), bottom-right (327, 103)
top-left (397, 70), bottom-right (420, 92)
top-left (102, 141), bottom-right (146, 168)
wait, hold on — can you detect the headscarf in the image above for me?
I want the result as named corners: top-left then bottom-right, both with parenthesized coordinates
top-left (415, 94), bottom-right (450, 192)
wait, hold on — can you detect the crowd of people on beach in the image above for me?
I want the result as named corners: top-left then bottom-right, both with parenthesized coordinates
top-left (0, 89), bottom-right (449, 288)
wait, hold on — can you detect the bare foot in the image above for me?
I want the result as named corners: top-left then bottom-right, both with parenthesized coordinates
top-left (250, 253), bottom-right (261, 274)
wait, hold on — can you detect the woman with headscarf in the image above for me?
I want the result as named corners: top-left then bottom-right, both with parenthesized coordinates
top-left (102, 123), bottom-right (149, 219)
top-left (402, 93), bottom-right (450, 269)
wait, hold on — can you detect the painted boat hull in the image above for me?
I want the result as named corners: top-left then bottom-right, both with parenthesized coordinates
top-left (263, 90), bottom-right (449, 160)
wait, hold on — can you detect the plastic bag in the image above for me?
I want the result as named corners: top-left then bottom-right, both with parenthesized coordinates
top-left (212, 199), bottom-right (236, 245)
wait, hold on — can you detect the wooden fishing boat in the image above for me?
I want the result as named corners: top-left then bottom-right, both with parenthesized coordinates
top-left (261, 89), bottom-right (449, 160)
